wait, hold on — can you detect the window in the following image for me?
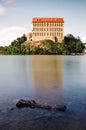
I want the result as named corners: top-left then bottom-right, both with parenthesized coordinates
top-left (54, 28), bottom-right (56, 31)
top-left (44, 23), bottom-right (46, 26)
top-left (57, 28), bottom-right (58, 31)
top-left (44, 28), bottom-right (46, 31)
top-left (61, 23), bottom-right (62, 26)
top-left (52, 23), bottom-right (54, 26)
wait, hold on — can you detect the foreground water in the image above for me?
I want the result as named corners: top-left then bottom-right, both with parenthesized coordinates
top-left (0, 55), bottom-right (86, 130)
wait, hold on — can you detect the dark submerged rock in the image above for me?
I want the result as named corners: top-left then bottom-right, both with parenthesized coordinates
top-left (16, 99), bottom-right (32, 108)
top-left (53, 105), bottom-right (67, 111)
top-left (31, 100), bottom-right (36, 104)
top-left (16, 99), bottom-right (67, 111)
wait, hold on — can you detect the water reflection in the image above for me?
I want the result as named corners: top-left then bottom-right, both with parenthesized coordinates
top-left (0, 56), bottom-right (86, 130)
top-left (0, 56), bottom-right (35, 103)
top-left (31, 55), bottom-right (63, 105)
top-left (62, 56), bottom-right (86, 103)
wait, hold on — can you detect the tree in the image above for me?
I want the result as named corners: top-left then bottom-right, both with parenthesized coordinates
top-left (76, 41), bottom-right (85, 53)
top-left (62, 34), bottom-right (85, 54)
top-left (9, 34), bottom-right (26, 54)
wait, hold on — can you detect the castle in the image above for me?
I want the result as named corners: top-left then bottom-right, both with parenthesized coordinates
top-left (27, 17), bottom-right (64, 42)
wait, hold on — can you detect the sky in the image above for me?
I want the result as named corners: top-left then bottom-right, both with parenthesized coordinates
top-left (0, 0), bottom-right (86, 46)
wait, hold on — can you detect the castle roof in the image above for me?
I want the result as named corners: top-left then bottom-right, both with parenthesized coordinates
top-left (32, 17), bottom-right (64, 23)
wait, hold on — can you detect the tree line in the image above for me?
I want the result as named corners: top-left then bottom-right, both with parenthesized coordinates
top-left (0, 34), bottom-right (85, 55)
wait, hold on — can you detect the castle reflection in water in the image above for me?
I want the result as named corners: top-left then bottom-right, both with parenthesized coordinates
top-left (30, 55), bottom-right (64, 105)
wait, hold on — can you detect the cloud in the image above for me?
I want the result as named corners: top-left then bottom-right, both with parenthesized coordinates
top-left (0, 26), bottom-right (28, 46)
top-left (0, 5), bottom-right (5, 15)
top-left (1, 0), bottom-right (14, 3)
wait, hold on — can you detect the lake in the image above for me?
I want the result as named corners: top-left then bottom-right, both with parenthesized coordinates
top-left (0, 55), bottom-right (86, 130)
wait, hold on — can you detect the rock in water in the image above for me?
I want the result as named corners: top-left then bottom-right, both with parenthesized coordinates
top-left (53, 105), bottom-right (67, 111)
top-left (16, 99), bottom-right (36, 108)
top-left (16, 99), bottom-right (67, 111)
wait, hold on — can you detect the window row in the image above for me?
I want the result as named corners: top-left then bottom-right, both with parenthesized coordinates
top-left (33, 23), bottom-right (63, 26)
top-left (33, 32), bottom-right (63, 37)
top-left (33, 28), bottom-right (63, 31)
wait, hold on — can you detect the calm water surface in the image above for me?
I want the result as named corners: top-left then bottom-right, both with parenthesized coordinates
top-left (0, 55), bottom-right (86, 130)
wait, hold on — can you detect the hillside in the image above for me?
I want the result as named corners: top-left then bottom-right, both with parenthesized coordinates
top-left (21, 39), bottom-right (61, 54)
top-left (0, 34), bottom-right (85, 55)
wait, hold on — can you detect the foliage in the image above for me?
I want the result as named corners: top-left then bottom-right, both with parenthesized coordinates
top-left (62, 35), bottom-right (85, 54)
top-left (0, 34), bottom-right (85, 55)
top-left (0, 34), bottom-right (26, 55)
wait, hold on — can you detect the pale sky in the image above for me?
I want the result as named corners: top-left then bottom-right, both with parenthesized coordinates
top-left (0, 0), bottom-right (86, 46)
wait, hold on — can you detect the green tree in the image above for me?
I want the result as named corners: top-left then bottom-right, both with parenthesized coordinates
top-left (9, 34), bottom-right (26, 54)
top-left (76, 41), bottom-right (85, 53)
